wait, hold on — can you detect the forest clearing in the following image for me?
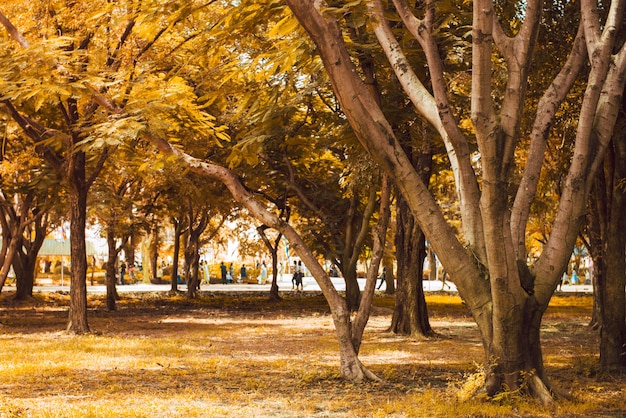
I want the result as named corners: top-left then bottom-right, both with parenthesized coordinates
top-left (0, 292), bottom-right (623, 417)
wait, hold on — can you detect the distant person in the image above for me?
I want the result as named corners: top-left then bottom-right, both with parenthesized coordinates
top-left (295, 261), bottom-right (304, 291)
top-left (203, 261), bottom-right (210, 285)
top-left (240, 265), bottom-right (247, 282)
top-left (260, 262), bottom-right (268, 284)
top-left (120, 261), bottom-right (126, 285)
top-left (292, 260), bottom-right (298, 289)
top-left (220, 262), bottom-right (227, 284)
top-left (329, 265), bottom-right (339, 277)
top-left (377, 267), bottom-right (386, 290)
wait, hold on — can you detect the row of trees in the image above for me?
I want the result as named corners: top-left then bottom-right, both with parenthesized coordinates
top-left (0, 0), bottom-right (624, 403)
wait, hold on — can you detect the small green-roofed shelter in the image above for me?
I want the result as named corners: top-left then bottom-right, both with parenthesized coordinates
top-left (38, 239), bottom-right (98, 286)
top-left (39, 238), bottom-right (97, 256)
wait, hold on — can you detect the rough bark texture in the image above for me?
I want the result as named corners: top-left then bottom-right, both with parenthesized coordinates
top-left (13, 215), bottom-right (47, 300)
top-left (67, 154), bottom-right (90, 334)
top-left (390, 194), bottom-right (433, 337)
top-left (599, 111), bottom-right (626, 368)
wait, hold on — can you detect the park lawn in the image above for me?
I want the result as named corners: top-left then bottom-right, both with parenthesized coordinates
top-left (0, 292), bottom-right (623, 417)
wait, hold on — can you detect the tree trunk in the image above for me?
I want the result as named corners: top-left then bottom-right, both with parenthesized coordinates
top-left (13, 238), bottom-right (35, 300)
top-left (13, 217), bottom-right (46, 300)
top-left (585, 191), bottom-right (605, 329)
top-left (150, 226), bottom-right (159, 283)
top-left (257, 225), bottom-right (283, 302)
top-left (269, 250), bottom-right (281, 301)
top-left (170, 219), bottom-right (183, 292)
top-left (343, 268), bottom-right (361, 311)
top-left (67, 156), bottom-right (90, 334)
top-left (390, 193), bottom-right (433, 337)
top-left (599, 121), bottom-right (626, 368)
top-left (105, 226), bottom-right (120, 311)
top-left (601, 219), bottom-right (626, 368)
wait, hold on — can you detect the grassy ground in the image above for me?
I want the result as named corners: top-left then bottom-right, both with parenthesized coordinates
top-left (0, 291), bottom-right (624, 417)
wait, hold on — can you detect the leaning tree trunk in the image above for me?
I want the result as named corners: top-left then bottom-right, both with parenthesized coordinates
top-left (390, 193), bottom-right (433, 337)
top-left (67, 154), bottom-right (90, 334)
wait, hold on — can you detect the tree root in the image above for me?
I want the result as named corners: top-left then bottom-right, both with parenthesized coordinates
top-left (361, 364), bottom-right (382, 382)
top-left (528, 374), bottom-right (555, 406)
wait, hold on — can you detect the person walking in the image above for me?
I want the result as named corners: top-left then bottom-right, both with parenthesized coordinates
top-left (220, 262), bottom-right (227, 284)
top-left (240, 264), bottom-right (247, 283)
top-left (295, 261), bottom-right (304, 291)
top-left (292, 260), bottom-right (298, 289)
top-left (377, 267), bottom-right (386, 290)
top-left (120, 261), bottom-right (126, 285)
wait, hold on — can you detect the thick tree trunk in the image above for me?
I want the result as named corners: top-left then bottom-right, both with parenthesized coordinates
top-left (13, 251), bottom-right (35, 301)
top-left (343, 268), bottom-right (360, 311)
top-left (67, 162), bottom-right (90, 334)
top-left (601, 217), bottom-right (626, 368)
top-left (390, 194), bottom-right (433, 337)
top-left (13, 220), bottom-right (46, 301)
top-left (391, 123), bottom-right (433, 336)
top-left (485, 297), bottom-right (556, 404)
top-left (599, 129), bottom-right (626, 368)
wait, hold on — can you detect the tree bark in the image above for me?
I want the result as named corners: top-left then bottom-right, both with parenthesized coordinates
top-left (13, 216), bottom-right (47, 300)
top-left (599, 108), bottom-right (626, 368)
top-left (390, 194), bottom-right (433, 337)
top-left (67, 153), bottom-right (90, 334)
top-left (105, 226), bottom-right (122, 311)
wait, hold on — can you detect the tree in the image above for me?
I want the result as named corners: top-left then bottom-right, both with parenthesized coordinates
top-left (390, 122), bottom-right (434, 337)
top-left (1, 1), bottom-right (228, 331)
top-left (0, 138), bottom-right (53, 297)
top-left (586, 89), bottom-right (626, 368)
top-left (90, 168), bottom-right (139, 310)
top-left (150, 132), bottom-right (390, 381)
top-left (283, 0), bottom-right (626, 402)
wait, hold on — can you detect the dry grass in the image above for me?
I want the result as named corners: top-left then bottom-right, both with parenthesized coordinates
top-left (0, 292), bottom-right (624, 417)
